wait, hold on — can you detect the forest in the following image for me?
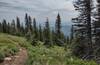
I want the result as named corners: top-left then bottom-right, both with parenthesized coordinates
top-left (0, 0), bottom-right (100, 65)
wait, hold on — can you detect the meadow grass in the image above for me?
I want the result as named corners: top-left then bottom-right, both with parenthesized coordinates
top-left (25, 42), bottom-right (97, 65)
top-left (0, 33), bottom-right (97, 65)
top-left (0, 33), bottom-right (28, 62)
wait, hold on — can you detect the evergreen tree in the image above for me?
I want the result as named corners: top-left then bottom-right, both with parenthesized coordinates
top-left (44, 18), bottom-right (52, 46)
top-left (25, 13), bottom-right (29, 33)
top-left (33, 18), bottom-right (38, 40)
top-left (33, 18), bottom-right (36, 32)
top-left (51, 29), bottom-right (56, 45)
top-left (55, 13), bottom-right (61, 39)
top-left (7, 22), bottom-right (10, 34)
top-left (28, 16), bottom-right (32, 33)
top-left (72, 0), bottom-right (93, 59)
top-left (64, 36), bottom-right (70, 50)
top-left (55, 13), bottom-right (65, 46)
top-left (31, 18), bottom-right (39, 46)
top-left (11, 19), bottom-right (16, 35)
top-left (70, 25), bottom-right (74, 43)
top-left (39, 24), bottom-right (44, 42)
top-left (66, 36), bottom-right (70, 44)
top-left (92, 0), bottom-right (100, 57)
top-left (0, 22), bottom-right (2, 32)
top-left (2, 19), bottom-right (7, 33)
top-left (16, 17), bottom-right (21, 33)
top-left (19, 22), bottom-right (25, 36)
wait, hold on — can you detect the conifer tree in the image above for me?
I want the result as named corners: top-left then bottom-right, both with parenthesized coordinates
top-left (25, 13), bottom-right (29, 33)
top-left (19, 22), bottom-right (25, 36)
top-left (39, 24), bottom-right (44, 42)
top-left (55, 13), bottom-right (65, 46)
top-left (0, 22), bottom-right (2, 32)
top-left (33, 18), bottom-right (36, 32)
top-left (70, 25), bottom-right (74, 43)
top-left (51, 29), bottom-right (56, 45)
top-left (66, 36), bottom-right (70, 44)
top-left (44, 18), bottom-right (52, 46)
top-left (92, 0), bottom-right (100, 57)
top-left (2, 19), bottom-right (7, 33)
top-left (64, 36), bottom-right (70, 50)
top-left (7, 22), bottom-right (10, 34)
top-left (72, 0), bottom-right (93, 59)
top-left (33, 18), bottom-right (38, 40)
top-left (16, 17), bottom-right (21, 33)
top-left (55, 13), bottom-right (61, 39)
top-left (28, 16), bottom-right (32, 33)
top-left (11, 19), bottom-right (16, 35)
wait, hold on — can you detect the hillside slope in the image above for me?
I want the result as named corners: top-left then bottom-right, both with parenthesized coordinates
top-left (0, 33), bottom-right (28, 64)
top-left (0, 33), bottom-right (97, 65)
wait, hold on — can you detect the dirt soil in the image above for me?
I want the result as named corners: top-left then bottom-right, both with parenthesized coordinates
top-left (0, 48), bottom-right (28, 65)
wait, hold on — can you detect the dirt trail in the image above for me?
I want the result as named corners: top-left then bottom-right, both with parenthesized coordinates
top-left (0, 48), bottom-right (28, 65)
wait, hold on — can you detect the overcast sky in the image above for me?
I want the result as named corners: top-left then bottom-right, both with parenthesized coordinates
top-left (0, 0), bottom-right (77, 24)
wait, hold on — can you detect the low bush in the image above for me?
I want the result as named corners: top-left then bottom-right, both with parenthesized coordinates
top-left (0, 51), bottom-right (5, 62)
top-left (25, 42), bottom-right (97, 65)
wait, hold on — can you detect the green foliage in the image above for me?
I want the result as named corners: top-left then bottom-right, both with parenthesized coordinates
top-left (0, 51), bottom-right (5, 62)
top-left (2, 19), bottom-right (7, 33)
top-left (25, 32), bottom-right (32, 41)
top-left (0, 43), bottom-right (19, 56)
top-left (0, 33), bottom-right (28, 62)
top-left (33, 18), bottom-right (39, 40)
top-left (71, 37), bottom-right (89, 58)
top-left (55, 13), bottom-right (61, 39)
top-left (0, 33), bottom-right (97, 65)
top-left (26, 45), bottom-right (66, 65)
top-left (39, 24), bottom-right (44, 42)
top-left (43, 18), bottom-right (52, 46)
top-left (72, 0), bottom-right (93, 59)
top-left (0, 43), bottom-right (19, 61)
top-left (25, 41), bottom-right (97, 65)
top-left (10, 19), bottom-right (16, 35)
top-left (16, 17), bottom-right (21, 33)
top-left (65, 58), bottom-right (97, 65)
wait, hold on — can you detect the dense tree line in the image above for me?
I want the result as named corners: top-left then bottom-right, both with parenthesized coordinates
top-left (72, 0), bottom-right (100, 61)
top-left (0, 13), bottom-right (70, 47)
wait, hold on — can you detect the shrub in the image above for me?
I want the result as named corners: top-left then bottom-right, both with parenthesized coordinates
top-left (0, 51), bottom-right (5, 62)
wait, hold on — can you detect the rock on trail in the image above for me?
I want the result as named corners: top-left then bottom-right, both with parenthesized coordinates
top-left (0, 48), bottom-right (28, 65)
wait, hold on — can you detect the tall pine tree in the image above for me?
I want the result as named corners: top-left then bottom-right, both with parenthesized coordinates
top-left (11, 19), bottom-right (16, 35)
top-left (55, 13), bottom-right (61, 39)
top-left (44, 18), bottom-right (52, 46)
top-left (0, 22), bottom-right (2, 32)
top-left (7, 22), bottom-right (10, 34)
top-left (25, 13), bottom-right (29, 33)
top-left (28, 16), bottom-right (32, 33)
top-left (39, 24), bottom-right (44, 42)
top-left (2, 19), bottom-right (7, 33)
top-left (72, 0), bottom-right (93, 59)
top-left (55, 13), bottom-right (65, 46)
top-left (92, 0), bottom-right (100, 58)
top-left (33, 18), bottom-right (39, 40)
top-left (16, 17), bottom-right (21, 33)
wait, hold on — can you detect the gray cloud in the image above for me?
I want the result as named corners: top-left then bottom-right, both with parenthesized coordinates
top-left (0, 0), bottom-right (76, 23)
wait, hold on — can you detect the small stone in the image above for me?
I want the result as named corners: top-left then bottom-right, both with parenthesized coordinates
top-left (14, 56), bottom-right (20, 58)
top-left (19, 48), bottom-right (22, 51)
top-left (4, 57), bottom-right (12, 61)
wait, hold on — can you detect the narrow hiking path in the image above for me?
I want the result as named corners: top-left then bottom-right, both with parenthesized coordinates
top-left (0, 48), bottom-right (28, 65)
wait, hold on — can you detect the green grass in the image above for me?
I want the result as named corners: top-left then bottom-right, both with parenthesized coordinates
top-left (25, 42), bottom-right (97, 65)
top-left (0, 33), bottom-right (97, 65)
top-left (0, 33), bottom-right (28, 62)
